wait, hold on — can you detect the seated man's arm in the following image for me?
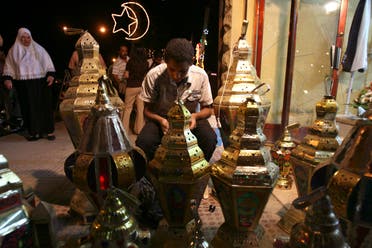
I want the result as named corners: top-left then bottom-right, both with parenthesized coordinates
top-left (190, 105), bottom-right (213, 129)
top-left (144, 102), bottom-right (169, 134)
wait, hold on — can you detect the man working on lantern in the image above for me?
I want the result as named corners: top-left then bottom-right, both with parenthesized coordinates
top-left (135, 38), bottom-right (217, 177)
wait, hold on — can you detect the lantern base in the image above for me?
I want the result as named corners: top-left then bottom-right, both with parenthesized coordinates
top-left (277, 204), bottom-right (305, 233)
top-left (211, 222), bottom-right (265, 247)
top-left (69, 188), bottom-right (98, 224)
top-left (149, 219), bottom-right (199, 248)
top-left (276, 175), bottom-right (293, 190)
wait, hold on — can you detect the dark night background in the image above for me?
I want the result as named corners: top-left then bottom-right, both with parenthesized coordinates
top-left (0, 0), bottom-right (219, 79)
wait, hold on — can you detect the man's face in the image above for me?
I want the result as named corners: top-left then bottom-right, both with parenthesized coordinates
top-left (119, 46), bottom-right (128, 59)
top-left (166, 59), bottom-right (191, 83)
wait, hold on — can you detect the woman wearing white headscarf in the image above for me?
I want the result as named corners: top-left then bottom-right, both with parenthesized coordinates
top-left (3, 27), bottom-right (56, 141)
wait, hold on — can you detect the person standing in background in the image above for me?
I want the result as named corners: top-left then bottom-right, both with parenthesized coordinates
top-left (112, 44), bottom-right (130, 100)
top-left (3, 27), bottom-right (56, 141)
top-left (148, 49), bottom-right (164, 70)
top-left (122, 47), bottom-right (149, 135)
top-left (0, 34), bottom-right (23, 133)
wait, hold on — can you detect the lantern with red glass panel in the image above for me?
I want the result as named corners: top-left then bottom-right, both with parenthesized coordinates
top-left (64, 76), bottom-right (145, 213)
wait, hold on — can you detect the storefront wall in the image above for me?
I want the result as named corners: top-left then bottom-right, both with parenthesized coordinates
top-left (221, 0), bottom-right (371, 126)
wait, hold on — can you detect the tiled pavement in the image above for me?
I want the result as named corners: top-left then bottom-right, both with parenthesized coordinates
top-left (0, 119), bottom-right (298, 247)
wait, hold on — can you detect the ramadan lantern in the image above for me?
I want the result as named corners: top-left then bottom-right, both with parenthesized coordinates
top-left (60, 31), bottom-right (124, 149)
top-left (64, 79), bottom-right (145, 219)
top-left (290, 95), bottom-right (341, 198)
top-left (147, 100), bottom-right (211, 247)
top-left (310, 106), bottom-right (372, 247)
top-left (211, 90), bottom-right (279, 247)
top-left (89, 188), bottom-right (146, 248)
top-left (271, 123), bottom-right (299, 190)
top-left (213, 20), bottom-right (270, 144)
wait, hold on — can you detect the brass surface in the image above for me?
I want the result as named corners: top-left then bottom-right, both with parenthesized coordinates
top-left (290, 156), bottom-right (316, 198)
top-left (272, 125), bottom-right (298, 190)
top-left (0, 154), bottom-right (30, 239)
top-left (314, 115), bottom-right (372, 229)
top-left (211, 31), bottom-right (278, 245)
top-left (0, 168), bottom-right (23, 194)
top-left (291, 95), bottom-right (341, 197)
top-left (213, 22), bottom-right (270, 138)
top-left (148, 101), bottom-right (212, 234)
top-left (90, 188), bottom-right (138, 245)
top-left (0, 154), bottom-right (9, 169)
top-left (277, 205), bottom-right (305, 233)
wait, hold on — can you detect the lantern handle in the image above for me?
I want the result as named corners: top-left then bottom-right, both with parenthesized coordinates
top-left (286, 122), bottom-right (300, 130)
top-left (292, 186), bottom-right (327, 209)
top-left (250, 82), bottom-right (270, 96)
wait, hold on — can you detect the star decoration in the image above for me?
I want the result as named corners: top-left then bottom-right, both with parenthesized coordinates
top-left (112, 4), bottom-right (138, 35)
top-left (111, 2), bottom-right (150, 41)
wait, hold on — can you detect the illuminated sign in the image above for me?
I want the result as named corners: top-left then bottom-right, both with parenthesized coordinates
top-left (112, 1), bottom-right (150, 41)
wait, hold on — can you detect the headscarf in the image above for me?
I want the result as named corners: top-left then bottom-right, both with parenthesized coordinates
top-left (3, 27), bottom-right (55, 80)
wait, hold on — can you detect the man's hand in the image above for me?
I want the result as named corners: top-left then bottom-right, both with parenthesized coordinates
top-left (189, 113), bottom-right (197, 130)
top-left (47, 76), bottom-right (54, 86)
top-left (4, 80), bottom-right (12, 90)
top-left (160, 117), bottom-right (169, 134)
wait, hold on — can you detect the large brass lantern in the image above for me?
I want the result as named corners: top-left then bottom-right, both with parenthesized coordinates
top-left (147, 100), bottom-right (211, 247)
top-left (290, 95), bottom-right (341, 198)
top-left (64, 80), bottom-right (144, 220)
top-left (311, 108), bottom-right (372, 247)
top-left (213, 21), bottom-right (270, 142)
top-left (60, 31), bottom-right (124, 149)
top-left (211, 92), bottom-right (279, 247)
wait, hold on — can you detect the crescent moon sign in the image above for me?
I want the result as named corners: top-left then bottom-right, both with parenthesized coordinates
top-left (111, 2), bottom-right (150, 41)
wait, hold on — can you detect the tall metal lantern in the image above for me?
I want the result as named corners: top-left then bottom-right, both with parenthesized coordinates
top-left (147, 100), bottom-right (212, 247)
top-left (213, 21), bottom-right (270, 143)
top-left (310, 104), bottom-right (372, 247)
top-left (271, 123), bottom-right (299, 190)
top-left (60, 31), bottom-right (124, 149)
top-left (211, 89), bottom-right (279, 247)
top-left (290, 95), bottom-right (341, 198)
top-left (64, 79), bottom-right (144, 220)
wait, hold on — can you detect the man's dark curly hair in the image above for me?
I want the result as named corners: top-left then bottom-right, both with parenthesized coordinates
top-left (164, 38), bottom-right (194, 65)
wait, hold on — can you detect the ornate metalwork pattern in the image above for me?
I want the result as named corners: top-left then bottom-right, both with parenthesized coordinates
top-left (148, 101), bottom-right (211, 246)
top-left (90, 188), bottom-right (142, 247)
top-left (214, 21), bottom-right (270, 139)
top-left (271, 124), bottom-right (297, 190)
top-left (60, 31), bottom-right (124, 149)
top-left (211, 90), bottom-right (278, 247)
top-left (309, 105), bottom-right (372, 247)
top-left (291, 95), bottom-right (341, 197)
